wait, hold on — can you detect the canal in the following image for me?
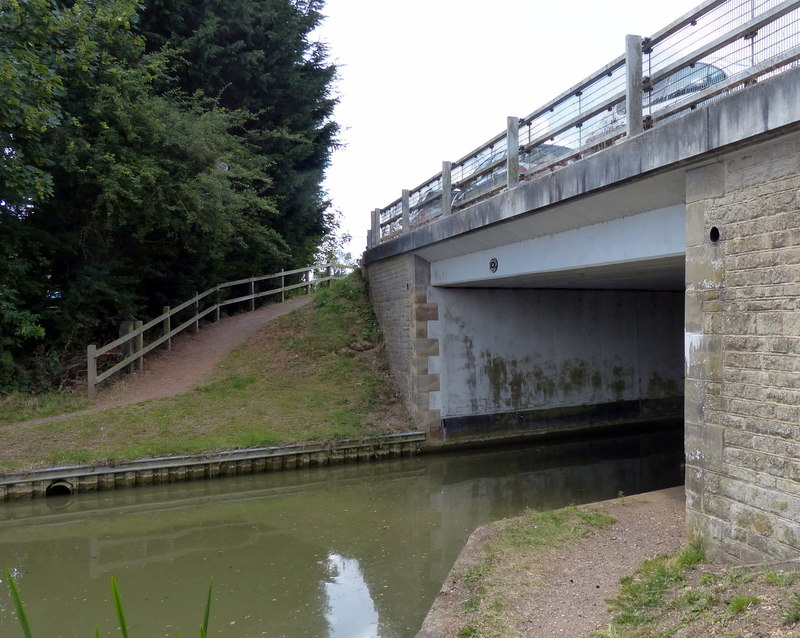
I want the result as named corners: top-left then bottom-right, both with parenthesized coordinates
top-left (0, 425), bottom-right (683, 637)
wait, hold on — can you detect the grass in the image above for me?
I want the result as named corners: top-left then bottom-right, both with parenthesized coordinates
top-left (726, 594), bottom-right (760, 614)
top-left (0, 272), bottom-right (408, 473)
top-left (455, 504), bottom-right (615, 637)
top-left (0, 390), bottom-right (90, 425)
top-left (592, 538), bottom-right (800, 638)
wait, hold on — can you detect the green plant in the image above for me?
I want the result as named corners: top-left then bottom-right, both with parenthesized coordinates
top-left (726, 594), bottom-right (760, 614)
top-left (763, 569), bottom-right (798, 587)
top-left (698, 572), bottom-right (716, 586)
top-left (675, 538), bottom-right (705, 569)
top-left (726, 570), bottom-right (752, 586)
top-left (781, 592), bottom-right (800, 624)
top-left (462, 562), bottom-right (490, 584)
top-left (4, 568), bottom-right (212, 636)
top-left (679, 589), bottom-right (716, 614)
top-left (461, 593), bottom-right (484, 614)
top-left (4, 567), bottom-right (32, 638)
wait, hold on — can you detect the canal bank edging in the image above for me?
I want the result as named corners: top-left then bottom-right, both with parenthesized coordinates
top-left (0, 431), bottom-right (426, 501)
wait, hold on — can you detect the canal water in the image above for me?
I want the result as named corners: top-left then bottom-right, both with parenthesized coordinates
top-left (0, 425), bottom-right (683, 637)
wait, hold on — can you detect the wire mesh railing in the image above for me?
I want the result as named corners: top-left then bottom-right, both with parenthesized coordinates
top-left (369, 0), bottom-right (800, 247)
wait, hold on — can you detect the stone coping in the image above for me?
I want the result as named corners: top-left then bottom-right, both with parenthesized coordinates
top-left (0, 432), bottom-right (426, 501)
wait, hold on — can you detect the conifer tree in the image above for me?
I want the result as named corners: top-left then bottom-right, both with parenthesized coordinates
top-left (138, 0), bottom-right (339, 271)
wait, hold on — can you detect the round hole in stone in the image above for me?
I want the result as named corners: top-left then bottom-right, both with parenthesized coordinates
top-left (709, 226), bottom-right (720, 242)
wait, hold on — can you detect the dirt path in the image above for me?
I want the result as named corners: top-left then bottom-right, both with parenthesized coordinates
top-left (5, 297), bottom-right (311, 428)
top-left (93, 296), bottom-right (312, 410)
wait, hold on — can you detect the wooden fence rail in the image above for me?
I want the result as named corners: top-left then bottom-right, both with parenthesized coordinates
top-left (86, 263), bottom-right (354, 399)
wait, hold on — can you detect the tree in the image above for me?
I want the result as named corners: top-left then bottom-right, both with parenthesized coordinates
top-left (138, 0), bottom-right (339, 271)
top-left (0, 0), bottom-right (292, 390)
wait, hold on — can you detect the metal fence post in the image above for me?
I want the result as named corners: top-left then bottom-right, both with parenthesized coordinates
top-left (87, 344), bottom-right (97, 400)
top-left (401, 189), bottom-right (410, 232)
top-left (134, 320), bottom-right (144, 371)
top-left (626, 34), bottom-right (644, 138)
top-left (506, 116), bottom-right (520, 188)
top-left (441, 161), bottom-right (452, 216)
top-left (162, 306), bottom-right (171, 350)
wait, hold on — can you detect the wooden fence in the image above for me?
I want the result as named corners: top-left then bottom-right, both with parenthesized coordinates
top-left (86, 263), bottom-right (354, 399)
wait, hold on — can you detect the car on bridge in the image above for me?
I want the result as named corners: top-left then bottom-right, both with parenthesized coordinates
top-left (588, 61), bottom-right (730, 145)
top-left (452, 144), bottom-right (572, 208)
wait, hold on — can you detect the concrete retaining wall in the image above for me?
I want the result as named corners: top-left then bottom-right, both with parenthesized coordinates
top-left (0, 433), bottom-right (425, 501)
top-left (429, 287), bottom-right (684, 438)
top-left (685, 131), bottom-right (800, 562)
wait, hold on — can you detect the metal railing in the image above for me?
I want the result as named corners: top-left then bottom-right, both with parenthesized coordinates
top-left (86, 263), bottom-right (355, 399)
top-left (368, 0), bottom-right (800, 247)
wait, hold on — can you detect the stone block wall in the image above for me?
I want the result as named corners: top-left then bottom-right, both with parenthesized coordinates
top-left (685, 133), bottom-right (800, 562)
top-left (366, 255), bottom-right (442, 437)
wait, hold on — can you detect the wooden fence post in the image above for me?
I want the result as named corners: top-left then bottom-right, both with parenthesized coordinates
top-left (135, 320), bottom-right (144, 371)
top-left (120, 320), bottom-right (136, 373)
top-left (215, 285), bottom-right (221, 322)
top-left (250, 278), bottom-right (255, 312)
top-left (87, 344), bottom-right (97, 400)
top-left (194, 292), bottom-right (199, 334)
top-left (281, 271), bottom-right (285, 303)
top-left (162, 306), bottom-right (171, 351)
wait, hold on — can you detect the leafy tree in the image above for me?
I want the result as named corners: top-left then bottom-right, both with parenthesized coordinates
top-left (0, 0), bottom-right (296, 390)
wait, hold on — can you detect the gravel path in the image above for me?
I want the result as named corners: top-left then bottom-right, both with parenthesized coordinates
top-left (418, 486), bottom-right (686, 637)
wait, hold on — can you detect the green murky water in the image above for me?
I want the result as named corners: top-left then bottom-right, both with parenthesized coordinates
top-left (0, 427), bottom-right (683, 637)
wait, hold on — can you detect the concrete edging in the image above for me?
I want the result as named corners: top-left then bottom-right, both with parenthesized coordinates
top-left (0, 432), bottom-right (426, 501)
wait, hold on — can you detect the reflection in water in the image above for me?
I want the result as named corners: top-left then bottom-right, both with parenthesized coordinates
top-left (325, 554), bottom-right (379, 638)
top-left (0, 425), bottom-right (683, 637)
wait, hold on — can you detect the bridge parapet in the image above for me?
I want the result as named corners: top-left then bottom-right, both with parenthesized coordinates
top-left (369, 0), bottom-right (800, 248)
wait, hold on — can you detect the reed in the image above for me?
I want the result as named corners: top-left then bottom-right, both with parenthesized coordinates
top-left (3, 568), bottom-right (212, 637)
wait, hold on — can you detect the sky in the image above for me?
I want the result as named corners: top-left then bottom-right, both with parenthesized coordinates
top-left (316, 0), bottom-right (705, 258)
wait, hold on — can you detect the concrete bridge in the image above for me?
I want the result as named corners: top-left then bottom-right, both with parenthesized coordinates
top-left (362, 0), bottom-right (800, 563)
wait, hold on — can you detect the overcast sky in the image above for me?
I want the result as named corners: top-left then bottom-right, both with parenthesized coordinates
top-left (316, 0), bottom-right (704, 257)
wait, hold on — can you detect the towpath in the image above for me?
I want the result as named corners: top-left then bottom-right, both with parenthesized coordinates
top-left (6, 296), bottom-right (311, 427)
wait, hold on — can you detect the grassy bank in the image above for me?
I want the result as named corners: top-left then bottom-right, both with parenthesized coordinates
top-left (0, 272), bottom-right (410, 473)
